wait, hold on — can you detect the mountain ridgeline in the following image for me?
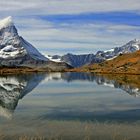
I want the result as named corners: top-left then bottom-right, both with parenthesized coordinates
top-left (54, 39), bottom-right (140, 67)
top-left (0, 16), bottom-right (72, 71)
top-left (0, 16), bottom-right (140, 71)
top-left (78, 50), bottom-right (140, 74)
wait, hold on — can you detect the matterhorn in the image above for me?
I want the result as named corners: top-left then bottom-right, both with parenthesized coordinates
top-left (0, 16), bottom-right (71, 71)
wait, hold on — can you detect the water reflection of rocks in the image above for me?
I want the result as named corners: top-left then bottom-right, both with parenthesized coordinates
top-left (0, 74), bottom-right (45, 119)
top-left (61, 72), bottom-right (140, 97)
top-left (44, 72), bottom-right (140, 97)
top-left (0, 72), bottom-right (140, 119)
top-left (94, 74), bottom-right (140, 97)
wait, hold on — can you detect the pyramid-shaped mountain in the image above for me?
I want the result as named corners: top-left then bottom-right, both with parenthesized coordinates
top-left (0, 16), bottom-right (71, 71)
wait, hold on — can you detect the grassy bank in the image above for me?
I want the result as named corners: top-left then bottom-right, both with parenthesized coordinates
top-left (0, 120), bottom-right (140, 140)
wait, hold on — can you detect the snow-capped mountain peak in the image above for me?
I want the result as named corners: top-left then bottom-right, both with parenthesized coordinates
top-left (0, 16), bottom-right (49, 67)
top-left (0, 16), bottom-right (13, 30)
top-left (0, 16), bottom-right (71, 71)
top-left (57, 39), bottom-right (140, 67)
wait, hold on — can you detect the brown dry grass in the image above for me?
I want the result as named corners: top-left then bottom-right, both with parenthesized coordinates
top-left (0, 121), bottom-right (140, 140)
top-left (67, 50), bottom-right (140, 74)
top-left (0, 67), bottom-right (55, 75)
top-left (96, 74), bottom-right (140, 90)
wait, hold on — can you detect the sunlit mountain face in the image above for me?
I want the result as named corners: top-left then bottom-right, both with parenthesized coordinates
top-left (49, 39), bottom-right (140, 67)
top-left (0, 17), bottom-right (48, 65)
top-left (0, 17), bottom-right (72, 71)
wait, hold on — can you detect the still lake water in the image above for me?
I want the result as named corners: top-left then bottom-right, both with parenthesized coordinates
top-left (1, 72), bottom-right (140, 140)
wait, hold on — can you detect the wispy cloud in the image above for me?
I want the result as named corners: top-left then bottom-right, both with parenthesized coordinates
top-left (0, 0), bottom-right (140, 14)
top-left (0, 0), bottom-right (140, 55)
top-left (38, 12), bottom-right (140, 26)
top-left (20, 23), bottom-right (140, 55)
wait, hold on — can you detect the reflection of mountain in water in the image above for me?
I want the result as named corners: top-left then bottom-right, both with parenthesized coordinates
top-left (47, 72), bottom-right (140, 97)
top-left (0, 74), bottom-right (45, 119)
top-left (1, 72), bottom-right (140, 119)
top-left (92, 74), bottom-right (140, 97)
top-left (42, 73), bottom-right (140, 122)
top-left (61, 72), bottom-right (95, 82)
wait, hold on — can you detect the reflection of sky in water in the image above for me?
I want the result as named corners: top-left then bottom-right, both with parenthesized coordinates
top-left (1, 72), bottom-right (140, 138)
top-left (10, 72), bottom-right (140, 122)
top-left (0, 72), bottom-right (140, 123)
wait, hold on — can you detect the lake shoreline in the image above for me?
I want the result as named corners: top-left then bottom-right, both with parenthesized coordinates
top-left (0, 65), bottom-right (140, 76)
top-left (66, 69), bottom-right (140, 75)
top-left (0, 67), bottom-right (68, 75)
top-left (1, 67), bottom-right (140, 75)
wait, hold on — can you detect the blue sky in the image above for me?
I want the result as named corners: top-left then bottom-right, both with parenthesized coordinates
top-left (0, 0), bottom-right (140, 55)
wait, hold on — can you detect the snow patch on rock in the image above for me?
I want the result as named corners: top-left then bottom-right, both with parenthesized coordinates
top-left (46, 55), bottom-right (62, 62)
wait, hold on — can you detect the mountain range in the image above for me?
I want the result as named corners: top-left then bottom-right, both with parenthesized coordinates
top-left (0, 16), bottom-right (71, 71)
top-left (0, 16), bottom-right (140, 71)
top-left (77, 50), bottom-right (140, 74)
top-left (49, 39), bottom-right (140, 67)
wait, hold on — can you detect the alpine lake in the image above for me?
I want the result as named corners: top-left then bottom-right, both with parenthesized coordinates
top-left (0, 72), bottom-right (140, 140)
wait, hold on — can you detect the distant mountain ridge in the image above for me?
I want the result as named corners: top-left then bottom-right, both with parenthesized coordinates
top-left (71, 50), bottom-right (140, 74)
top-left (0, 16), bottom-right (71, 71)
top-left (1, 16), bottom-right (140, 70)
top-left (48, 39), bottom-right (140, 67)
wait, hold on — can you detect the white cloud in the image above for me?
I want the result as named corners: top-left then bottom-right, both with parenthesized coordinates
top-left (0, 0), bottom-right (140, 55)
top-left (15, 17), bottom-right (140, 55)
top-left (0, 0), bottom-right (140, 15)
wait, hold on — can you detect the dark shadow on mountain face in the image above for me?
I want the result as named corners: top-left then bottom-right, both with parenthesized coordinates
top-left (0, 73), bottom-right (46, 119)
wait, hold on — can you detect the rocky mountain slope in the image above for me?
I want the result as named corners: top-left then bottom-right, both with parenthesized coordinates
top-left (50, 39), bottom-right (140, 67)
top-left (1, 16), bottom-right (140, 71)
top-left (0, 16), bottom-right (71, 71)
top-left (72, 50), bottom-right (140, 74)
